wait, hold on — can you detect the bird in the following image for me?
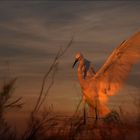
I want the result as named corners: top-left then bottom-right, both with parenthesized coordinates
top-left (72, 53), bottom-right (96, 81)
top-left (72, 32), bottom-right (140, 120)
top-left (72, 52), bottom-right (96, 122)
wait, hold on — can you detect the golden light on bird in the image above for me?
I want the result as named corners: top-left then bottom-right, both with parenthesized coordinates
top-left (73, 32), bottom-right (140, 119)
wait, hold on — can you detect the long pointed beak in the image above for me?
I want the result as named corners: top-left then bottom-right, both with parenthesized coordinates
top-left (72, 59), bottom-right (78, 68)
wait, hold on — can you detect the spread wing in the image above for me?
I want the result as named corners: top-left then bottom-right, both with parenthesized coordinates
top-left (94, 32), bottom-right (140, 96)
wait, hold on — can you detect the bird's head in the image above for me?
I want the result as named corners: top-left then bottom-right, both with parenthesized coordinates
top-left (72, 52), bottom-right (83, 68)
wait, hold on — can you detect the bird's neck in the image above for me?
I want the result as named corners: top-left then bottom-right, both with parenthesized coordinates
top-left (77, 58), bottom-right (87, 89)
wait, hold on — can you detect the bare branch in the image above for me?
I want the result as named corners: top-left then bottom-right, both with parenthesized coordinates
top-left (36, 63), bottom-right (58, 112)
top-left (4, 101), bottom-right (23, 109)
top-left (4, 97), bottom-right (23, 108)
top-left (33, 37), bottom-right (74, 114)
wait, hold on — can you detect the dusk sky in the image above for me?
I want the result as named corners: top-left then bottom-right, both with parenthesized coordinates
top-left (0, 1), bottom-right (140, 127)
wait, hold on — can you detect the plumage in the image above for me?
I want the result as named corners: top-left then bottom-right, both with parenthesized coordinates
top-left (73, 32), bottom-right (140, 118)
top-left (94, 32), bottom-right (140, 96)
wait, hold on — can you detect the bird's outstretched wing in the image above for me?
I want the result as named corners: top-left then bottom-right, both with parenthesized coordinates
top-left (94, 32), bottom-right (140, 96)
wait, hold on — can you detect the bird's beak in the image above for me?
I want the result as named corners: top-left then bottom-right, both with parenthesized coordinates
top-left (72, 59), bottom-right (78, 68)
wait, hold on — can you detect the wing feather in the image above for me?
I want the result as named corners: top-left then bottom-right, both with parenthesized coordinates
top-left (94, 32), bottom-right (140, 96)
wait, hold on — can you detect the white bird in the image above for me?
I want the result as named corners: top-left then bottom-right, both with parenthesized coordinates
top-left (72, 53), bottom-right (96, 121)
top-left (73, 32), bottom-right (140, 119)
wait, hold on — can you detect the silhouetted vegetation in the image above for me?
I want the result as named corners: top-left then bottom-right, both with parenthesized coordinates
top-left (0, 38), bottom-right (139, 140)
top-left (0, 78), bottom-right (23, 140)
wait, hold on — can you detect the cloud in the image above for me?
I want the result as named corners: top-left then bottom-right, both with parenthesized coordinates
top-left (0, 1), bottom-right (140, 114)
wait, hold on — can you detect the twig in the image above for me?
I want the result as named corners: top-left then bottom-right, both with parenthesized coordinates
top-left (33, 37), bottom-right (74, 113)
top-left (36, 63), bottom-right (58, 112)
top-left (4, 97), bottom-right (23, 108)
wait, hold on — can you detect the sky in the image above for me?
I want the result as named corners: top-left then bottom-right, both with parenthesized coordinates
top-left (0, 1), bottom-right (140, 127)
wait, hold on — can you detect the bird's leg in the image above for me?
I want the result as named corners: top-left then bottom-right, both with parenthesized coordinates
top-left (94, 98), bottom-right (99, 123)
top-left (95, 105), bottom-right (98, 121)
top-left (82, 96), bottom-right (86, 125)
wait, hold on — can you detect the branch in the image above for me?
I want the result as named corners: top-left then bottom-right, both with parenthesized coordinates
top-left (4, 97), bottom-right (23, 109)
top-left (32, 37), bottom-right (74, 114)
top-left (36, 63), bottom-right (58, 112)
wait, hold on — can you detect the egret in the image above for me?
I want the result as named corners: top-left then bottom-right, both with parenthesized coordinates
top-left (73, 32), bottom-right (140, 120)
top-left (72, 52), bottom-right (96, 123)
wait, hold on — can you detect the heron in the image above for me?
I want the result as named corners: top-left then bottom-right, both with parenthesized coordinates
top-left (72, 32), bottom-right (140, 121)
top-left (72, 53), bottom-right (96, 123)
